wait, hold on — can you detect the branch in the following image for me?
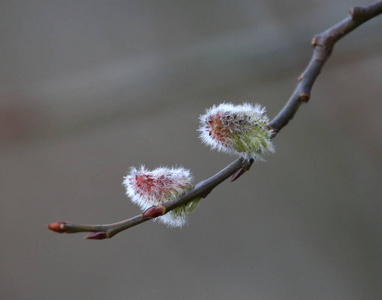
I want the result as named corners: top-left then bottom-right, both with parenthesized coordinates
top-left (268, 0), bottom-right (382, 133)
top-left (47, 1), bottom-right (382, 240)
top-left (47, 158), bottom-right (253, 239)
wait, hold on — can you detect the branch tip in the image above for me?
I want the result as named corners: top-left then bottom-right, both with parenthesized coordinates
top-left (47, 221), bottom-right (67, 233)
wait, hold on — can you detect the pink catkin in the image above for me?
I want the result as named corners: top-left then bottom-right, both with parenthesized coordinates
top-left (123, 166), bottom-right (194, 227)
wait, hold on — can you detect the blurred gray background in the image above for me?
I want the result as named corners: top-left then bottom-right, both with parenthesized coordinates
top-left (1, 1), bottom-right (381, 300)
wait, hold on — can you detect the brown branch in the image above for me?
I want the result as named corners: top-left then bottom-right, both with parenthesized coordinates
top-left (47, 158), bottom-right (254, 239)
top-left (268, 0), bottom-right (382, 133)
top-left (47, 1), bottom-right (382, 240)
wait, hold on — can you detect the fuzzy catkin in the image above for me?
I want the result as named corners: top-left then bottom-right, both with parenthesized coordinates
top-left (198, 103), bottom-right (275, 161)
top-left (123, 166), bottom-right (197, 227)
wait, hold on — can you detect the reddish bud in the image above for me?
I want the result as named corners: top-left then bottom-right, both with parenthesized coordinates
top-left (231, 168), bottom-right (247, 182)
top-left (231, 159), bottom-right (254, 182)
top-left (84, 232), bottom-right (109, 240)
top-left (299, 93), bottom-right (310, 103)
top-left (141, 205), bottom-right (166, 219)
top-left (47, 221), bottom-right (67, 233)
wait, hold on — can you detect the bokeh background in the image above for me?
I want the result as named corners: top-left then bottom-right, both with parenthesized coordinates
top-left (1, 1), bottom-right (381, 299)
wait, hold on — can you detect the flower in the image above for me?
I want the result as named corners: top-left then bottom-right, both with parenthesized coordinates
top-left (123, 166), bottom-right (198, 227)
top-left (198, 102), bottom-right (275, 161)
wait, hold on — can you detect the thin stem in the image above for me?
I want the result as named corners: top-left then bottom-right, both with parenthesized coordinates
top-left (48, 158), bottom-right (251, 239)
top-left (268, 0), bottom-right (382, 133)
top-left (47, 1), bottom-right (382, 240)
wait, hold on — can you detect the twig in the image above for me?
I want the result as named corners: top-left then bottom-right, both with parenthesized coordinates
top-left (47, 158), bottom-right (253, 239)
top-left (47, 1), bottom-right (382, 240)
top-left (268, 0), bottom-right (382, 133)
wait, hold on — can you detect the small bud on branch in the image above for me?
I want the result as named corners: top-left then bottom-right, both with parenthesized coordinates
top-left (47, 221), bottom-right (67, 233)
top-left (141, 205), bottom-right (166, 219)
top-left (84, 232), bottom-right (109, 240)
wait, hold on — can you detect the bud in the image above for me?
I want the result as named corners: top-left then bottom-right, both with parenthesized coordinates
top-left (198, 103), bottom-right (275, 161)
top-left (47, 221), bottom-right (67, 233)
top-left (84, 232), bottom-right (108, 240)
top-left (141, 205), bottom-right (166, 219)
top-left (123, 166), bottom-right (197, 227)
